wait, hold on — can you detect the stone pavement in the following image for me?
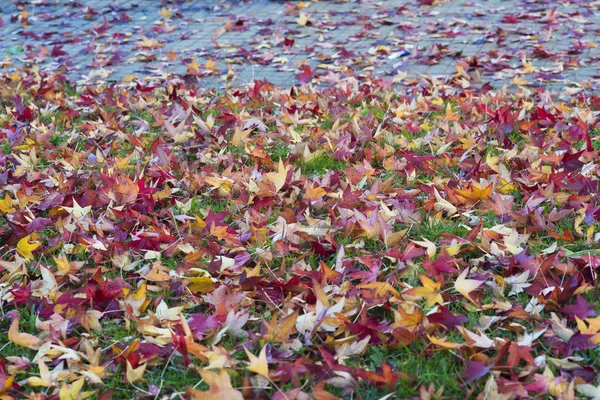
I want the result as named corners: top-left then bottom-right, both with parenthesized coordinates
top-left (1, 0), bottom-right (599, 92)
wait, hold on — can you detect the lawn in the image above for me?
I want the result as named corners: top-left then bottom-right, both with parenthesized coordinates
top-left (1, 70), bottom-right (600, 399)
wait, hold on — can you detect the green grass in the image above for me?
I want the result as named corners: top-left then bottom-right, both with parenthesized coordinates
top-left (49, 133), bottom-right (69, 147)
top-left (187, 196), bottom-right (230, 216)
top-left (267, 143), bottom-right (292, 162)
top-left (97, 319), bottom-right (138, 344)
top-left (406, 210), bottom-right (468, 242)
top-left (1, 141), bottom-right (11, 155)
top-left (296, 153), bottom-right (346, 177)
top-left (337, 341), bottom-right (470, 398)
top-left (91, 362), bottom-right (203, 399)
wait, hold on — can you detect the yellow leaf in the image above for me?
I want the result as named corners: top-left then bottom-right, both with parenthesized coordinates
top-left (358, 281), bottom-right (401, 298)
top-left (446, 240), bottom-right (462, 256)
top-left (404, 275), bottom-right (443, 307)
top-left (126, 361), bottom-right (147, 383)
top-left (27, 360), bottom-right (52, 387)
top-left (512, 76), bottom-right (531, 86)
top-left (205, 176), bottom-right (233, 196)
top-left (17, 234), bottom-right (41, 260)
top-left (205, 59), bottom-right (218, 71)
top-left (497, 178), bottom-right (515, 195)
top-left (53, 254), bottom-right (72, 275)
top-left (455, 182), bottom-right (493, 203)
top-left (59, 378), bottom-right (91, 400)
top-left (412, 237), bottom-right (437, 259)
top-left (231, 127), bottom-right (252, 146)
top-left (444, 104), bottom-right (460, 121)
top-left (159, 7), bottom-right (172, 18)
top-left (0, 194), bottom-right (15, 214)
top-left (133, 282), bottom-right (147, 300)
top-left (521, 57), bottom-right (536, 74)
top-left (9, 311), bottom-right (43, 349)
top-left (121, 74), bottom-right (138, 83)
top-left (0, 374), bottom-right (14, 395)
top-left (459, 132), bottom-right (476, 150)
top-left (427, 334), bottom-right (463, 349)
top-left (265, 159), bottom-right (291, 193)
top-left (136, 36), bottom-right (163, 49)
top-left (296, 12), bottom-right (309, 26)
top-left (186, 276), bottom-right (216, 293)
top-left (305, 185), bottom-right (327, 201)
top-left (193, 215), bottom-right (207, 230)
top-left (245, 346), bottom-right (269, 377)
top-left (262, 309), bottom-right (299, 342)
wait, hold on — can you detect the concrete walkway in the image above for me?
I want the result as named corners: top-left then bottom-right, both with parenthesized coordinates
top-left (1, 0), bottom-right (599, 92)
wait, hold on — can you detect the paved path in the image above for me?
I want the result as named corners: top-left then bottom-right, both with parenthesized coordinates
top-left (1, 0), bottom-right (599, 92)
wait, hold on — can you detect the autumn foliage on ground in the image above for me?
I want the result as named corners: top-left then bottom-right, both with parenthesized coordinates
top-left (2, 69), bottom-right (600, 399)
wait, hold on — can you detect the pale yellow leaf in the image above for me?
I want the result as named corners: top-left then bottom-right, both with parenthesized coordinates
top-left (245, 346), bottom-right (269, 377)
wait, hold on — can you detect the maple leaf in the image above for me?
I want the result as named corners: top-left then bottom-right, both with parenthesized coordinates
top-left (244, 345), bottom-right (269, 377)
top-left (462, 361), bottom-right (490, 384)
top-left (392, 306), bottom-right (423, 333)
top-left (59, 378), bottom-right (93, 400)
top-left (457, 326), bottom-right (494, 349)
top-left (506, 342), bottom-right (535, 368)
top-left (427, 334), bottom-right (462, 349)
top-left (126, 361), bottom-right (147, 383)
top-left (296, 12), bottom-right (310, 26)
top-left (404, 275), bottom-right (444, 307)
top-left (454, 269), bottom-right (484, 304)
top-left (426, 305), bottom-right (468, 330)
top-left (455, 181), bottom-right (493, 203)
top-left (159, 7), bottom-right (172, 18)
top-left (0, 194), bottom-right (15, 214)
top-left (335, 335), bottom-right (371, 363)
top-left (262, 309), bottom-right (298, 342)
top-left (190, 369), bottom-right (243, 400)
top-left (112, 176), bottom-right (140, 204)
top-left (16, 234), bottom-right (41, 260)
top-left (359, 361), bottom-right (404, 390)
top-left (433, 188), bottom-right (457, 217)
top-left (559, 295), bottom-right (597, 319)
top-left (136, 36), bottom-right (164, 49)
top-left (61, 198), bottom-right (92, 219)
top-left (265, 159), bottom-right (292, 193)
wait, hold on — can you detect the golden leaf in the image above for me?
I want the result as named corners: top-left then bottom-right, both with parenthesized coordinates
top-left (17, 234), bottom-right (41, 260)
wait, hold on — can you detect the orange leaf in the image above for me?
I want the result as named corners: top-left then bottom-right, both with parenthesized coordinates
top-left (8, 311), bottom-right (43, 349)
top-left (392, 307), bottom-right (423, 332)
top-left (113, 176), bottom-right (140, 204)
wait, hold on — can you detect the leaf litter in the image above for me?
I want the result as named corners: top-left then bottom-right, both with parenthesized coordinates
top-left (1, 0), bottom-right (600, 398)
